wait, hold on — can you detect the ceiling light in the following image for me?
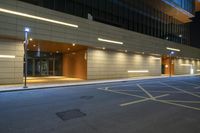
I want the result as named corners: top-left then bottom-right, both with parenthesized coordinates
top-left (72, 43), bottom-right (76, 46)
top-left (180, 64), bottom-right (192, 66)
top-left (102, 47), bottom-right (106, 50)
top-left (98, 38), bottom-right (123, 45)
top-left (0, 8), bottom-right (78, 28)
top-left (0, 55), bottom-right (15, 58)
top-left (166, 47), bottom-right (181, 52)
top-left (56, 51), bottom-right (59, 53)
top-left (29, 38), bottom-right (33, 41)
top-left (68, 48), bottom-right (70, 51)
top-left (33, 44), bottom-right (36, 47)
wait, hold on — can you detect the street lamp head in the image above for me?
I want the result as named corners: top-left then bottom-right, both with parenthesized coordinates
top-left (170, 51), bottom-right (175, 55)
top-left (179, 34), bottom-right (182, 38)
top-left (24, 27), bottom-right (30, 32)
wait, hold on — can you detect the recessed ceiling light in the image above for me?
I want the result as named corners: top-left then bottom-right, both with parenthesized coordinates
top-left (33, 44), bottom-right (36, 47)
top-left (72, 43), bottom-right (76, 46)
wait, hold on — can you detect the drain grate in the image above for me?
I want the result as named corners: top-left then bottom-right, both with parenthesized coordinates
top-left (56, 109), bottom-right (86, 121)
top-left (80, 96), bottom-right (94, 100)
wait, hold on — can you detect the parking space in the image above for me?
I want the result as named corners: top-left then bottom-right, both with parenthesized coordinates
top-left (0, 76), bottom-right (200, 133)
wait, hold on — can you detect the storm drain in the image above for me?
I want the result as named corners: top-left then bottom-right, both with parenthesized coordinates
top-left (56, 109), bottom-right (86, 121)
top-left (80, 96), bottom-right (94, 100)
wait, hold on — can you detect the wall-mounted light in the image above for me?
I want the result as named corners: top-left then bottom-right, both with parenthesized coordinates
top-left (180, 64), bottom-right (192, 66)
top-left (98, 38), bottom-right (123, 45)
top-left (151, 57), bottom-right (161, 60)
top-left (0, 8), bottom-right (78, 28)
top-left (0, 55), bottom-right (15, 58)
top-left (166, 47), bottom-right (181, 52)
top-left (128, 70), bottom-right (149, 73)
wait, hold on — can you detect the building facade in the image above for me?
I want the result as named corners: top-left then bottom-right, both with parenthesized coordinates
top-left (0, 0), bottom-right (200, 84)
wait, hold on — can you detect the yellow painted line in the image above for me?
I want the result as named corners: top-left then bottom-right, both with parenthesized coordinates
top-left (156, 99), bottom-right (200, 111)
top-left (97, 88), bottom-right (147, 99)
top-left (137, 84), bottom-right (154, 99)
top-left (120, 94), bottom-right (169, 107)
top-left (160, 100), bottom-right (200, 104)
top-left (159, 82), bottom-right (200, 98)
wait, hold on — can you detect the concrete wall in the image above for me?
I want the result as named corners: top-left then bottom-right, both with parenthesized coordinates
top-left (87, 49), bottom-right (161, 80)
top-left (0, 39), bottom-right (23, 84)
top-left (174, 59), bottom-right (200, 75)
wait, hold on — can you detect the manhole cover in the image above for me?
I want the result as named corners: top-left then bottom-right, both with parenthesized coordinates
top-left (56, 109), bottom-right (86, 121)
top-left (80, 96), bottom-right (94, 100)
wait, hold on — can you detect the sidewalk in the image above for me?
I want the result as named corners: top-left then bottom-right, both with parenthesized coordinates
top-left (0, 74), bottom-right (199, 92)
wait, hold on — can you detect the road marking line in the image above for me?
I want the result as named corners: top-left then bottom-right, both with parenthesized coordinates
top-left (155, 99), bottom-right (200, 111)
top-left (120, 94), bottom-right (169, 107)
top-left (159, 82), bottom-right (200, 98)
top-left (160, 100), bottom-right (200, 104)
top-left (179, 81), bottom-right (200, 87)
top-left (194, 86), bottom-right (200, 89)
top-left (97, 88), bottom-right (147, 99)
top-left (120, 98), bottom-right (150, 106)
top-left (113, 90), bottom-right (186, 94)
top-left (137, 84), bottom-right (154, 99)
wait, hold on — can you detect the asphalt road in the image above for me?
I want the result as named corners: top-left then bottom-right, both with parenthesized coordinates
top-left (0, 76), bottom-right (200, 133)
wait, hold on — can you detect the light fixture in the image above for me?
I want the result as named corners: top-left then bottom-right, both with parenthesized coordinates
top-left (127, 70), bottom-right (149, 73)
top-left (180, 64), bottom-right (192, 66)
top-left (29, 38), bottom-right (33, 41)
top-left (151, 57), bottom-right (161, 60)
top-left (33, 44), bottom-right (36, 47)
top-left (197, 70), bottom-right (200, 72)
top-left (166, 47), bottom-right (181, 52)
top-left (56, 51), bottom-right (59, 53)
top-left (24, 27), bottom-right (30, 32)
top-left (68, 48), bottom-right (70, 51)
top-left (179, 34), bottom-right (182, 38)
top-left (72, 43), bottom-right (76, 46)
top-left (102, 47), bottom-right (106, 50)
top-left (0, 55), bottom-right (15, 58)
top-left (98, 38), bottom-right (123, 45)
top-left (125, 50), bottom-right (128, 53)
top-left (0, 8), bottom-right (78, 28)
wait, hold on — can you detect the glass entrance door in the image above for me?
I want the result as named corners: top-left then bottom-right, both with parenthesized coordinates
top-left (40, 60), bottom-right (49, 76)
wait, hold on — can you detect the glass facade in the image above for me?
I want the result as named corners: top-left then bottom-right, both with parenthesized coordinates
top-left (19, 0), bottom-right (192, 45)
top-left (165, 0), bottom-right (195, 13)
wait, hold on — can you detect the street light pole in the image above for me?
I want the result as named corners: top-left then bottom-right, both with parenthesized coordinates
top-left (23, 27), bottom-right (30, 88)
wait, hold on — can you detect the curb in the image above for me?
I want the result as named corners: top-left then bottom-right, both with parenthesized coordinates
top-left (0, 75), bottom-right (199, 93)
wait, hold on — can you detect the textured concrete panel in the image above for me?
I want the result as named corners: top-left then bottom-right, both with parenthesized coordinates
top-left (87, 49), bottom-right (161, 80)
top-left (0, 40), bottom-right (23, 84)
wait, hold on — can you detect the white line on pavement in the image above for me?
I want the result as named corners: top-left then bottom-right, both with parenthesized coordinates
top-left (97, 87), bottom-right (147, 99)
top-left (136, 84), bottom-right (154, 99)
top-left (159, 82), bottom-right (200, 98)
top-left (120, 94), bottom-right (169, 107)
